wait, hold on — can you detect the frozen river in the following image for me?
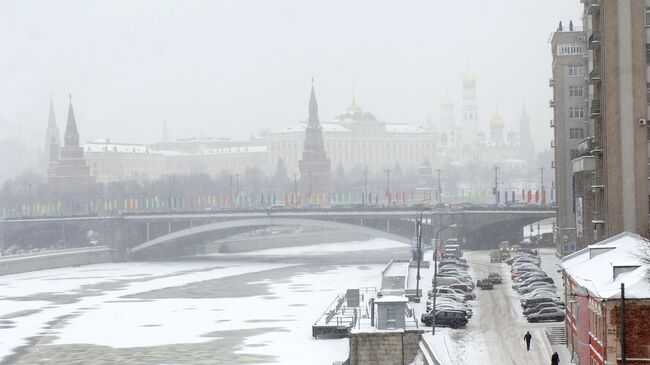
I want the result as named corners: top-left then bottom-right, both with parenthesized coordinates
top-left (0, 238), bottom-right (411, 365)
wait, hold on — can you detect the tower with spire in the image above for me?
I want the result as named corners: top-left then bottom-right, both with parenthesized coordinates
top-left (161, 120), bottom-right (170, 144)
top-left (518, 104), bottom-right (534, 158)
top-left (44, 98), bottom-right (61, 161)
top-left (42, 98), bottom-right (62, 172)
top-left (48, 96), bottom-right (95, 191)
top-left (298, 80), bottom-right (331, 201)
top-left (461, 73), bottom-right (479, 144)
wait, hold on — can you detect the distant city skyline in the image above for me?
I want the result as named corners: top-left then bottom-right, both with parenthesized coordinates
top-left (1, 0), bottom-right (582, 148)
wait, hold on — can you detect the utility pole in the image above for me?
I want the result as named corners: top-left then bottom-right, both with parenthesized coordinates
top-left (229, 176), bottom-right (233, 205)
top-left (436, 168), bottom-right (442, 204)
top-left (167, 176), bottom-right (172, 212)
top-left (621, 283), bottom-right (627, 365)
top-left (493, 166), bottom-right (499, 205)
top-left (386, 168), bottom-right (391, 205)
top-left (235, 173), bottom-right (240, 197)
top-left (293, 174), bottom-right (298, 206)
top-left (537, 167), bottom-right (544, 236)
top-left (308, 170), bottom-right (312, 203)
top-left (363, 167), bottom-right (368, 205)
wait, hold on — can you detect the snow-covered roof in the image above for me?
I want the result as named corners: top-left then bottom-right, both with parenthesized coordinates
top-left (160, 145), bottom-right (268, 156)
top-left (561, 232), bottom-right (650, 299)
top-left (374, 295), bottom-right (409, 303)
top-left (84, 140), bottom-right (153, 154)
top-left (270, 122), bottom-right (351, 134)
top-left (384, 123), bottom-right (426, 133)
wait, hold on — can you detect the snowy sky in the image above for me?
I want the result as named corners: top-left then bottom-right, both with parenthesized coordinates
top-left (0, 0), bottom-right (583, 146)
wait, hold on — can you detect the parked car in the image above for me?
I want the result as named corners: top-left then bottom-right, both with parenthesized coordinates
top-left (526, 307), bottom-right (565, 322)
top-left (521, 296), bottom-right (562, 309)
top-left (518, 283), bottom-right (556, 295)
top-left (523, 302), bottom-right (564, 316)
top-left (515, 271), bottom-right (548, 282)
top-left (421, 309), bottom-right (468, 328)
top-left (514, 276), bottom-right (554, 290)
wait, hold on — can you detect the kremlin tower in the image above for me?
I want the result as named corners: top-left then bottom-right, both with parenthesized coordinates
top-left (298, 81), bottom-right (331, 201)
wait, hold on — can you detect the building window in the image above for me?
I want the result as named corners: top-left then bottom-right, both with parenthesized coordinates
top-left (646, 8), bottom-right (650, 27)
top-left (569, 86), bottom-right (584, 97)
top-left (647, 83), bottom-right (650, 105)
top-left (570, 149), bottom-right (580, 160)
top-left (558, 43), bottom-right (584, 55)
top-left (568, 65), bottom-right (585, 77)
top-left (569, 128), bottom-right (585, 140)
top-left (569, 107), bottom-right (585, 119)
top-left (646, 44), bottom-right (650, 65)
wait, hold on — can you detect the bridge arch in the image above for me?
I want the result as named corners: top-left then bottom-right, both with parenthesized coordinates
top-left (128, 217), bottom-right (412, 256)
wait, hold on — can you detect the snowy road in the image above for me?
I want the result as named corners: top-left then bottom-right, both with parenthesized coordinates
top-left (425, 249), bottom-right (564, 365)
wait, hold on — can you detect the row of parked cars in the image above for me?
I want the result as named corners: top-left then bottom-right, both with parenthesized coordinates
top-left (507, 253), bottom-right (565, 323)
top-left (420, 257), bottom-right (475, 328)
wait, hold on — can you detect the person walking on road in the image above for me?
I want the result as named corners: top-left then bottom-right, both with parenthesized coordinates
top-left (551, 351), bottom-right (560, 365)
top-left (524, 331), bottom-right (532, 351)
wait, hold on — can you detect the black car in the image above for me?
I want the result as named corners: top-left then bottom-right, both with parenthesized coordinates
top-left (421, 309), bottom-right (468, 328)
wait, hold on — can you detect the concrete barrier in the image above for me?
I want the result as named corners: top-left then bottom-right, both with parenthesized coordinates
top-left (0, 246), bottom-right (112, 276)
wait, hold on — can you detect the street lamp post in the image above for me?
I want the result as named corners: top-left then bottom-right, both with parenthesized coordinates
top-left (386, 169), bottom-right (391, 206)
top-left (415, 204), bottom-right (431, 302)
top-left (363, 167), bottom-right (368, 205)
top-left (432, 223), bottom-right (458, 335)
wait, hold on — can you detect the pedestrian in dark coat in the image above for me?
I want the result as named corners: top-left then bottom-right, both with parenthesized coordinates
top-left (551, 351), bottom-right (560, 365)
top-left (524, 331), bottom-right (532, 351)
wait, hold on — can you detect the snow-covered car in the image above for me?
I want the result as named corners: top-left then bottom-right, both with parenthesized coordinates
top-left (513, 277), bottom-right (554, 290)
top-left (521, 296), bottom-right (562, 309)
top-left (442, 287), bottom-right (476, 300)
top-left (526, 307), bottom-right (565, 322)
top-left (520, 288), bottom-right (559, 301)
top-left (518, 283), bottom-right (556, 295)
top-left (523, 302), bottom-right (564, 316)
top-left (514, 271), bottom-right (548, 282)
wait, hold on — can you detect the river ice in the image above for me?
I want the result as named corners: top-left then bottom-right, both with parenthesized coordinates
top-left (0, 238), bottom-right (410, 365)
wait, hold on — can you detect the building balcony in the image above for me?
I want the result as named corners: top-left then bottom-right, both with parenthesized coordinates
top-left (549, 78), bottom-right (555, 87)
top-left (589, 70), bottom-right (601, 85)
top-left (591, 147), bottom-right (603, 154)
top-left (590, 99), bottom-right (601, 118)
top-left (587, 0), bottom-right (601, 15)
top-left (588, 32), bottom-right (601, 50)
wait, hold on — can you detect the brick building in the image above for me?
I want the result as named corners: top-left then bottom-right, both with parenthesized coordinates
top-left (561, 232), bottom-right (650, 365)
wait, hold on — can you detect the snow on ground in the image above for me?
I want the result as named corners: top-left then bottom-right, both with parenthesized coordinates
top-left (0, 238), bottom-right (401, 364)
top-left (214, 238), bottom-right (409, 257)
top-left (423, 249), bottom-right (572, 365)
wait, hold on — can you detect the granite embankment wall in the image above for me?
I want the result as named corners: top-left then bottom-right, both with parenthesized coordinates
top-left (0, 246), bottom-right (112, 276)
top-left (206, 231), bottom-right (376, 254)
top-left (348, 329), bottom-right (424, 365)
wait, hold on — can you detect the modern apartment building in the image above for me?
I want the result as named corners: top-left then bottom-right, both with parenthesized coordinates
top-left (550, 22), bottom-right (589, 255)
top-left (582, 0), bottom-right (649, 242)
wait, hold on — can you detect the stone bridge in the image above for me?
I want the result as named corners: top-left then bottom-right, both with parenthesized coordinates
top-left (0, 208), bottom-right (554, 260)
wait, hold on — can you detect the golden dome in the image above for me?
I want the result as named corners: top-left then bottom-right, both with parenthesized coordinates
top-left (440, 98), bottom-right (453, 108)
top-left (346, 97), bottom-right (362, 113)
top-left (490, 112), bottom-right (505, 129)
top-left (463, 72), bottom-right (475, 82)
